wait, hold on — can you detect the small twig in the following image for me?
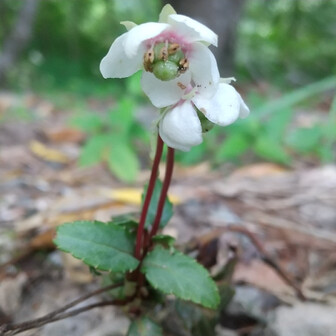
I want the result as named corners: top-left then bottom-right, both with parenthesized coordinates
top-left (149, 146), bottom-right (175, 240)
top-left (2, 299), bottom-right (129, 336)
top-left (0, 282), bottom-right (124, 335)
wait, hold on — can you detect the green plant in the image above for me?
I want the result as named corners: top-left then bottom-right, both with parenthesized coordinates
top-left (71, 97), bottom-right (149, 182)
top-left (53, 137), bottom-right (229, 335)
top-left (238, 0), bottom-right (336, 84)
top-left (178, 76), bottom-right (336, 166)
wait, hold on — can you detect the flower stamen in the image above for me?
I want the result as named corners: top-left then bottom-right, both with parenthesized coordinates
top-left (159, 42), bottom-right (168, 61)
top-left (177, 82), bottom-right (186, 90)
top-left (178, 58), bottom-right (189, 73)
top-left (144, 45), bottom-right (155, 72)
top-left (144, 41), bottom-right (188, 81)
top-left (168, 43), bottom-right (180, 55)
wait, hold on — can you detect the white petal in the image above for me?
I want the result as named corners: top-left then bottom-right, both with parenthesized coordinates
top-left (189, 42), bottom-right (220, 98)
top-left (239, 94), bottom-right (250, 118)
top-left (168, 14), bottom-right (218, 46)
top-left (141, 71), bottom-right (191, 108)
top-left (193, 83), bottom-right (243, 126)
top-left (100, 33), bottom-right (142, 78)
top-left (159, 4), bottom-right (176, 23)
top-left (124, 22), bottom-right (169, 57)
top-left (120, 21), bottom-right (137, 31)
top-left (220, 77), bottom-right (236, 84)
top-left (159, 101), bottom-right (203, 151)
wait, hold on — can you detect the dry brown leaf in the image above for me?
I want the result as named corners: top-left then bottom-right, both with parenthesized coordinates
top-left (233, 259), bottom-right (294, 296)
top-left (0, 273), bottom-right (28, 315)
top-left (29, 140), bottom-right (70, 163)
top-left (230, 163), bottom-right (288, 179)
top-left (169, 162), bottom-right (212, 179)
top-left (100, 187), bottom-right (181, 205)
top-left (44, 127), bottom-right (85, 144)
top-left (62, 253), bottom-right (93, 284)
top-left (29, 229), bottom-right (56, 250)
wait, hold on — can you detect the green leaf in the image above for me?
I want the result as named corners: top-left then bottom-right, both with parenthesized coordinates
top-left (126, 71), bottom-right (144, 98)
top-left (325, 94), bottom-right (336, 141)
top-left (110, 214), bottom-right (138, 230)
top-left (143, 180), bottom-right (173, 229)
top-left (215, 133), bottom-right (250, 162)
top-left (286, 126), bottom-right (322, 153)
top-left (317, 144), bottom-right (334, 163)
top-left (151, 234), bottom-right (176, 248)
top-left (54, 221), bottom-right (139, 273)
top-left (227, 116), bottom-right (261, 138)
top-left (176, 142), bottom-right (206, 165)
top-left (142, 246), bottom-right (220, 309)
top-left (107, 141), bottom-right (140, 182)
top-left (265, 108), bottom-right (293, 141)
top-left (108, 98), bottom-right (134, 135)
top-left (127, 317), bottom-right (162, 336)
top-left (79, 134), bottom-right (109, 166)
top-left (253, 136), bottom-right (291, 164)
top-left (89, 266), bottom-right (102, 276)
top-left (70, 113), bottom-right (104, 133)
top-left (255, 76), bottom-right (336, 118)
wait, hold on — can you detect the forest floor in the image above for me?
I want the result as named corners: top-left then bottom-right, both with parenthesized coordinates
top-left (1, 91), bottom-right (336, 336)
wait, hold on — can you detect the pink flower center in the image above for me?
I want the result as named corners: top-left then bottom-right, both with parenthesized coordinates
top-left (146, 30), bottom-right (192, 55)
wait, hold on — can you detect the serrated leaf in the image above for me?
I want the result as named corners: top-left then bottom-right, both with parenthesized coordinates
top-left (142, 246), bottom-right (220, 309)
top-left (127, 317), bottom-right (162, 336)
top-left (54, 221), bottom-right (139, 272)
top-left (151, 234), bottom-right (176, 248)
top-left (89, 266), bottom-right (102, 276)
top-left (107, 141), bottom-right (139, 182)
top-left (110, 214), bottom-right (138, 230)
top-left (143, 180), bottom-right (173, 228)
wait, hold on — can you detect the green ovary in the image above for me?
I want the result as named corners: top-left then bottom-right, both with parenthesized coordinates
top-left (144, 42), bottom-right (187, 81)
top-left (152, 61), bottom-right (179, 81)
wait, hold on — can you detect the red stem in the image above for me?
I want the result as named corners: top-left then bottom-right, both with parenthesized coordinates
top-left (149, 146), bottom-right (175, 239)
top-left (135, 135), bottom-right (164, 259)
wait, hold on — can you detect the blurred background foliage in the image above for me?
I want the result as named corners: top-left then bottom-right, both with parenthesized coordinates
top-left (0, 0), bottom-right (335, 182)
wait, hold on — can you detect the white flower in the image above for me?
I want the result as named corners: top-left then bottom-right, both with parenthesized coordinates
top-left (100, 4), bottom-right (220, 108)
top-left (158, 80), bottom-right (250, 151)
